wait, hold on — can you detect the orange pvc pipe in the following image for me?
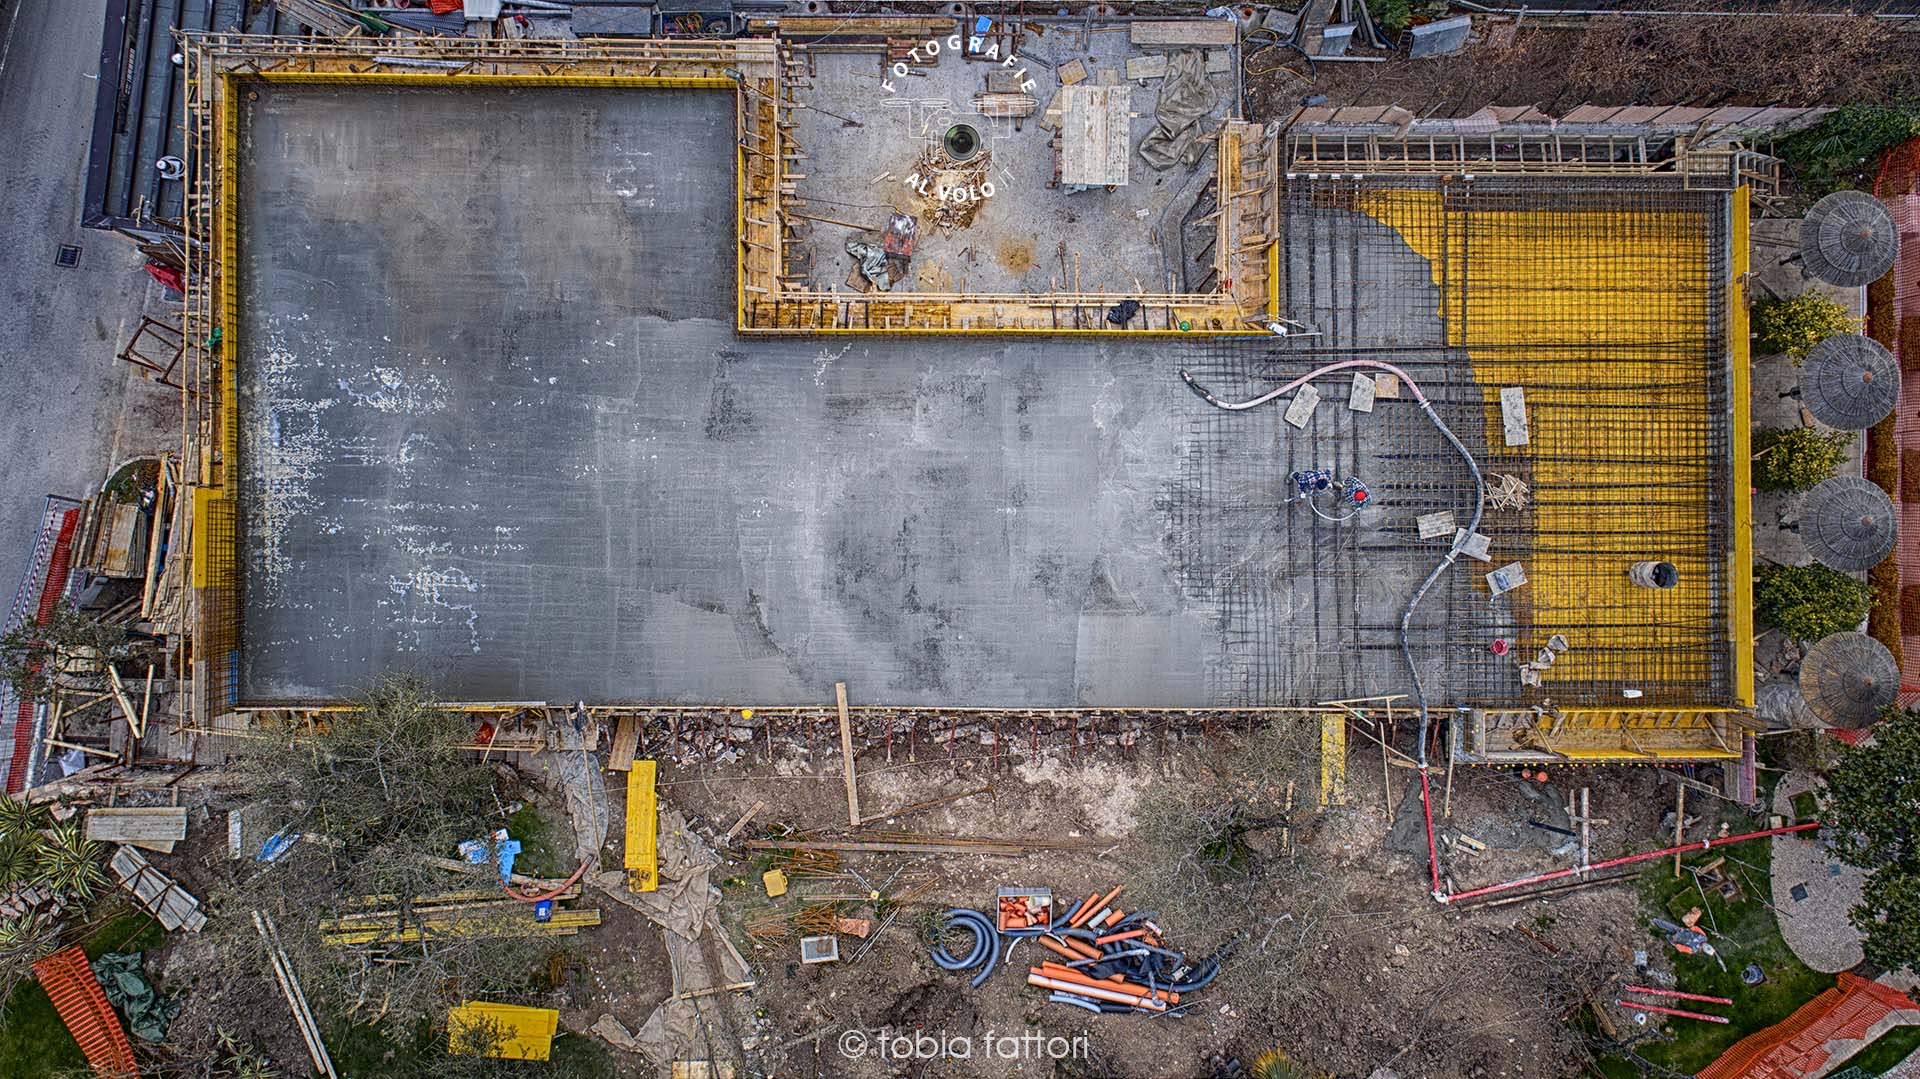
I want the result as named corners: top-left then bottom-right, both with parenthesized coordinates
top-left (1026, 974), bottom-right (1164, 1011)
top-left (1036, 963), bottom-right (1178, 1003)
top-left (1095, 929), bottom-right (1146, 945)
top-left (1067, 892), bottom-right (1103, 927)
top-left (1092, 884), bottom-right (1125, 911)
top-left (1037, 937), bottom-right (1079, 961)
top-left (1061, 937), bottom-right (1102, 960)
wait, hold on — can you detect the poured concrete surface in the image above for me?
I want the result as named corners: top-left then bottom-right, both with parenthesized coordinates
top-left (238, 84), bottom-right (1478, 707)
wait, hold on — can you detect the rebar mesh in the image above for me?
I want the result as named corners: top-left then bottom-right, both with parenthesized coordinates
top-left (1163, 175), bottom-right (1735, 709)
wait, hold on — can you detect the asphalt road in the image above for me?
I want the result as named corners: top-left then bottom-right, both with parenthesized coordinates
top-left (0, 0), bottom-right (172, 613)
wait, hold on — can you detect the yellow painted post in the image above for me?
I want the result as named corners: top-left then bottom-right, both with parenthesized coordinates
top-left (1319, 714), bottom-right (1347, 807)
top-left (625, 760), bottom-right (658, 892)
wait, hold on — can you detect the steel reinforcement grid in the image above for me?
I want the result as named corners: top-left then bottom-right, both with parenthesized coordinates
top-left (1163, 174), bottom-right (1734, 710)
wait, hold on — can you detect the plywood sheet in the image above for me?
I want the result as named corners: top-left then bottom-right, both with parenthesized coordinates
top-left (85, 807), bottom-right (187, 843)
top-left (100, 504), bottom-right (142, 578)
top-left (608, 714), bottom-right (640, 772)
top-left (1059, 85), bottom-right (1130, 188)
top-left (1131, 19), bottom-right (1237, 46)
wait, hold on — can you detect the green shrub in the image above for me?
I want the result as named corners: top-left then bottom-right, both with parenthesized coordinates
top-left (1371, 0), bottom-right (1414, 32)
top-left (1754, 427), bottom-right (1852, 491)
top-left (1756, 563), bottom-right (1872, 641)
top-left (1776, 102), bottom-right (1920, 198)
top-left (1754, 294), bottom-right (1862, 361)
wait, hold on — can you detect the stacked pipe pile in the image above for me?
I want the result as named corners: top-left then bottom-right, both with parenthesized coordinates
top-left (929, 885), bottom-right (1221, 1015)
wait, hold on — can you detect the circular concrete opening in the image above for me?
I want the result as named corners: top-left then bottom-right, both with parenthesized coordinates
top-left (943, 123), bottom-right (982, 164)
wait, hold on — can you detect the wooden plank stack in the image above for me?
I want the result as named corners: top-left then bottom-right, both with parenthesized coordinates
top-left (85, 806), bottom-right (187, 853)
top-left (110, 845), bottom-right (206, 931)
top-left (320, 887), bottom-right (597, 946)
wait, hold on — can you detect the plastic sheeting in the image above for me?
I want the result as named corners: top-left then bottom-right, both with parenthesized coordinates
top-left (91, 952), bottom-right (178, 1043)
top-left (1138, 50), bottom-right (1217, 172)
top-left (588, 808), bottom-right (752, 1066)
top-left (846, 241), bottom-right (894, 292)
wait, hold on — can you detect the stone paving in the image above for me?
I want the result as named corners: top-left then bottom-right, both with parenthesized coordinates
top-left (1771, 770), bottom-right (1868, 973)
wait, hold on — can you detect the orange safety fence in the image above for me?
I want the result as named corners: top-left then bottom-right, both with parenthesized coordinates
top-left (1698, 972), bottom-right (1920, 1079)
top-left (30, 946), bottom-right (138, 1078)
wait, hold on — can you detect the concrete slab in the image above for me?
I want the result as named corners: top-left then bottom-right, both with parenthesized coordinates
top-left (233, 82), bottom-right (1515, 709)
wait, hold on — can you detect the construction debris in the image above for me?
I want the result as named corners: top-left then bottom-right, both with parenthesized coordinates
top-left (933, 881), bottom-right (1220, 1015)
top-left (799, 935), bottom-right (840, 964)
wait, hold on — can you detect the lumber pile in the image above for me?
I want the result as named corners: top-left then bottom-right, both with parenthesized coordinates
top-left (277, 0), bottom-right (360, 36)
top-left (109, 845), bottom-right (206, 931)
top-left (321, 889), bottom-right (599, 946)
top-left (749, 15), bottom-right (955, 39)
top-left (85, 806), bottom-right (186, 853)
top-left (255, 912), bottom-right (339, 1079)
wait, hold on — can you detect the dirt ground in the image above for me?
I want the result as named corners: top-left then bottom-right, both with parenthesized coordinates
top-left (1245, 13), bottom-right (1920, 123)
top-left (607, 731), bottom-right (1748, 1079)
top-left (94, 722), bottom-right (1761, 1079)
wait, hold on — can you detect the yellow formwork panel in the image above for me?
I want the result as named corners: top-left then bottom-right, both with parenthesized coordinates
top-left (449, 1001), bottom-right (559, 1061)
top-left (1319, 714), bottom-right (1347, 807)
top-left (1357, 189), bottom-right (1724, 701)
top-left (625, 760), bottom-right (658, 892)
top-left (251, 72), bottom-right (737, 90)
top-left (1729, 190), bottom-right (1755, 708)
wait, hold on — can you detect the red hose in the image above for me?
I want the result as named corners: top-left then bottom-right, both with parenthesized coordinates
top-left (503, 857), bottom-right (595, 903)
top-left (1618, 1000), bottom-right (1728, 1024)
top-left (1440, 822), bottom-right (1819, 904)
top-left (1419, 768), bottom-right (1441, 898)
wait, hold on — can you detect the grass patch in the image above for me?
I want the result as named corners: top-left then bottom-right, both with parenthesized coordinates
top-left (1792, 790), bottom-right (1821, 824)
top-left (1602, 839), bottom-right (1835, 1075)
top-left (0, 981), bottom-right (87, 1078)
top-left (0, 906), bottom-right (169, 1078)
top-left (1829, 1021), bottom-right (1920, 1075)
top-left (506, 803), bottom-right (567, 879)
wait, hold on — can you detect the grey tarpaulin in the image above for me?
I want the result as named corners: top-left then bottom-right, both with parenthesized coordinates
top-left (91, 952), bottom-right (179, 1042)
top-left (1138, 50), bottom-right (1216, 171)
top-left (588, 808), bottom-right (753, 1067)
top-left (543, 709), bottom-right (609, 868)
top-left (846, 241), bottom-right (894, 292)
